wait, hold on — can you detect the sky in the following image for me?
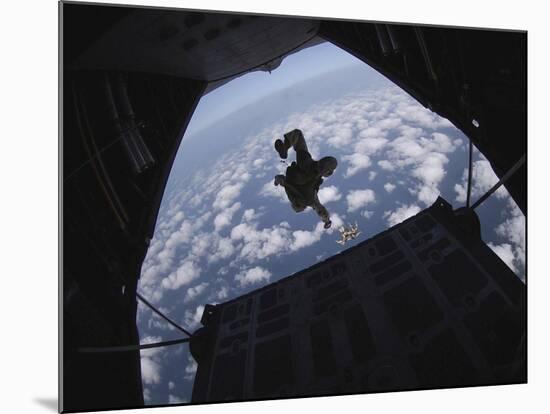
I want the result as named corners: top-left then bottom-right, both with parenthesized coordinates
top-left (136, 41), bottom-right (526, 406)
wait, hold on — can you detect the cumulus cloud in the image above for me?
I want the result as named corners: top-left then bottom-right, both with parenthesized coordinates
top-left (209, 236), bottom-right (236, 263)
top-left (140, 336), bottom-right (165, 385)
top-left (183, 305), bottom-right (205, 330)
top-left (146, 307), bottom-right (176, 332)
top-left (412, 152), bottom-right (448, 185)
top-left (184, 282), bottom-right (209, 303)
top-left (242, 208), bottom-right (259, 222)
top-left (157, 211), bottom-right (185, 233)
top-left (140, 357), bottom-right (161, 385)
top-left (213, 202), bottom-right (241, 232)
top-left (143, 388), bottom-right (151, 403)
top-left (161, 260), bottom-right (201, 291)
top-left (259, 179), bottom-right (288, 203)
top-left (454, 159), bottom-right (508, 204)
top-left (354, 136), bottom-right (389, 156)
top-left (362, 210), bottom-right (374, 219)
top-left (368, 171), bottom-right (377, 181)
top-left (168, 395), bottom-right (187, 404)
top-left (347, 189), bottom-right (376, 212)
top-left (184, 354), bottom-right (198, 381)
top-left (290, 223), bottom-right (325, 251)
top-left (416, 185), bottom-right (440, 206)
top-left (383, 204), bottom-right (421, 227)
top-left (318, 185), bottom-right (342, 204)
top-left (235, 266), bottom-right (272, 287)
top-left (383, 131), bottom-right (457, 205)
top-left (395, 100), bottom-right (453, 129)
top-left (140, 212), bottom-right (212, 303)
top-left (384, 182), bottom-right (396, 193)
top-left (213, 182), bottom-right (244, 210)
top-left (327, 126), bottom-right (354, 148)
top-left (343, 153), bottom-right (372, 177)
top-left (378, 160), bottom-right (395, 171)
top-left (215, 285), bottom-right (229, 300)
top-left (493, 198), bottom-right (525, 279)
top-left (358, 127), bottom-right (387, 141)
top-left (231, 222), bottom-right (291, 262)
top-left (488, 242), bottom-right (518, 273)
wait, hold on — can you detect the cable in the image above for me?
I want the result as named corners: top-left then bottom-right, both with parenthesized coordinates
top-left (470, 154), bottom-right (526, 210)
top-left (466, 139), bottom-right (474, 208)
top-left (136, 292), bottom-right (194, 337)
top-left (78, 337), bottom-right (190, 353)
top-left (76, 291), bottom-right (195, 353)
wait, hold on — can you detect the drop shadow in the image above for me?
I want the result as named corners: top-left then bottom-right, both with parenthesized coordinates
top-left (34, 398), bottom-right (58, 412)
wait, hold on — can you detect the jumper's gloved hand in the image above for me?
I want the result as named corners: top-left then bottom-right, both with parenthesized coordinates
top-left (274, 175), bottom-right (285, 187)
top-left (324, 220), bottom-right (332, 229)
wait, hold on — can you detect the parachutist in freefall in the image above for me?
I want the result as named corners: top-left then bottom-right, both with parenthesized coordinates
top-left (273, 129), bottom-right (338, 229)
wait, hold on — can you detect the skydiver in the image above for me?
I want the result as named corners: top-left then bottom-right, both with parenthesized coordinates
top-left (273, 129), bottom-right (338, 229)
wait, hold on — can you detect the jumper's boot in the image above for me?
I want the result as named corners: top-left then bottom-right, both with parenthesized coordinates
top-left (274, 139), bottom-right (288, 159)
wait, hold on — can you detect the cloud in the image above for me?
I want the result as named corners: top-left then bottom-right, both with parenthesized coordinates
top-left (140, 357), bottom-right (161, 385)
top-left (394, 100), bottom-right (453, 129)
top-left (454, 159), bottom-right (508, 204)
top-left (231, 222), bottom-right (291, 262)
top-left (358, 127), bottom-right (387, 140)
top-left (184, 354), bottom-right (198, 381)
top-left (384, 182), bottom-right (396, 193)
top-left (235, 266), bottom-right (272, 287)
top-left (184, 282), bottom-right (209, 303)
top-left (317, 185), bottom-right (342, 204)
top-left (383, 204), bottom-right (421, 227)
top-left (368, 171), bottom-right (377, 181)
top-left (362, 210), bottom-right (374, 219)
top-left (488, 242), bottom-right (518, 273)
top-left (416, 185), bottom-right (440, 206)
top-left (259, 179), bottom-right (288, 203)
top-left (213, 182), bottom-right (244, 210)
top-left (161, 260), bottom-right (201, 290)
top-left (168, 395), bottom-right (187, 404)
top-left (209, 236), bottom-right (236, 263)
top-left (146, 308), bottom-right (176, 332)
top-left (493, 198), bottom-right (525, 279)
top-left (383, 132), bottom-right (456, 205)
top-left (327, 126), bottom-right (354, 148)
top-left (213, 202), bottom-right (241, 232)
top-left (157, 211), bottom-right (185, 233)
top-left (378, 160), bottom-right (395, 171)
top-left (183, 305), bottom-right (205, 330)
top-left (346, 189), bottom-right (376, 212)
top-left (242, 208), bottom-right (259, 222)
top-left (140, 336), bottom-right (165, 385)
top-left (140, 212), bottom-right (213, 304)
top-left (412, 152), bottom-right (448, 185)
top-left (215, 285), bottom-right (229, 300)
top-left (143, 388), bottom-right (151, 403)
top-left (342, 153), bottom-right (372, 177)
top-left (354, 132), bottom-right (389, 155)
top-left (290, 224), bottom-right (324, 251)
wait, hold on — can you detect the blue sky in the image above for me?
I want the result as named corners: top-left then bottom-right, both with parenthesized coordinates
top-left (137, 40), bottom-right (525, 406)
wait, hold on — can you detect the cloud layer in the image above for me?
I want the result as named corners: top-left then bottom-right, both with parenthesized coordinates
top-left (136, 82), bottom-right (525, 405)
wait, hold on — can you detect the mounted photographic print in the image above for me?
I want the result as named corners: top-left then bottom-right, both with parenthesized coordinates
top-left (60, 1), bottom-right (526, 412)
